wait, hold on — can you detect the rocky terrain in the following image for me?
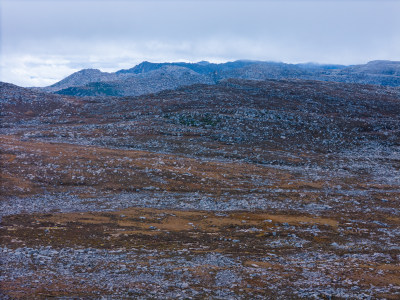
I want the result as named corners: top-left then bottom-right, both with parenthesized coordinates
top-left (220, 60), bottom-right (400, 87)
top-left (56, 66), bottom-right (214, 97)
top-left (36, 60), bottom-right (400, 97)
top-left (1, 77), bottom-right (400, 298)
top-left (35, 68), bottom-right (129, 93)
top-left (39, 60), bottom-right (257, 94)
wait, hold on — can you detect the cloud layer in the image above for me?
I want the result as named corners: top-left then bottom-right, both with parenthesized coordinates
top-left (1, 0), bottom-right (399, 86)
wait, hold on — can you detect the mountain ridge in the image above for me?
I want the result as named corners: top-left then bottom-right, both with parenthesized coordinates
top-left (32, 59), bottom-right (400, 97)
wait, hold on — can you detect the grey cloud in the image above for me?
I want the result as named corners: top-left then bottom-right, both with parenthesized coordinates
top-left (1, 0), bottom-right (399, 86)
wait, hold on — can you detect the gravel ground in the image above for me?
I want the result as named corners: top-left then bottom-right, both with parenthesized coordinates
top-left (2, 188), bottom-right (399, 221)
top-left (2, 246), bottom-right (399, 299)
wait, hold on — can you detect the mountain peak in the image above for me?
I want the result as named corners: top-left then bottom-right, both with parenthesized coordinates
top-left (197, 60), bottom-right (210, 65)
top-left (76, 68), bottom-right (103, 74)
top-left (42, 68), bottom-right (118, 92)
top-left (366, 60), bottom-right (399, 65)
top-left (116, 61), bottom-right (164, 74)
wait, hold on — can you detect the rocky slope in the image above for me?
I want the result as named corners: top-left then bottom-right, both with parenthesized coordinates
top-left (40, 68), bottom-right (131, 93)
top-left (219, 60), bottom-right (400, 86)
top-left (0, 82), bottom-right (74, 104)
top-left (1, 79), bottom-right (400, 298)
top-left (37, 60), bottom-right (400, 97)
top-left (56, 65), bottom-right (214, 97)
top-left (41, 60), bottom-right (258, 94)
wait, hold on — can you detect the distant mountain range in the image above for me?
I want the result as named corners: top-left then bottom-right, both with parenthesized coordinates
top-left (36, 60), bottom-right (400, 97)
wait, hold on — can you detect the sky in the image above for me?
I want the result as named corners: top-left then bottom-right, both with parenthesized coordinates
top-left (1, 0), bottom-right (399, 87)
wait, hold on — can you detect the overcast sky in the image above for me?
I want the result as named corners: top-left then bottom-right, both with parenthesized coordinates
top-left (1, 0), bottom-right (399, 87)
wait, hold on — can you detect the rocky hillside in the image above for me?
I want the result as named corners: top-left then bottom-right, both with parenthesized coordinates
top-left (2, 78), bottom-right (400, 298)
top-left (0, 82), bottom-right (72, 104)
top-left (56, 65), bottom-right (214, 97)
top-left (36, 60), bottom-right (400, 97)
top-left (115, 60), bottom-right (257, 75)
top-left (40, 60), bottom-right (257, 94)
top-left (40, 68), bottom-right (131, 93)
top-left (219, 60), bottom-right (400, 86)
